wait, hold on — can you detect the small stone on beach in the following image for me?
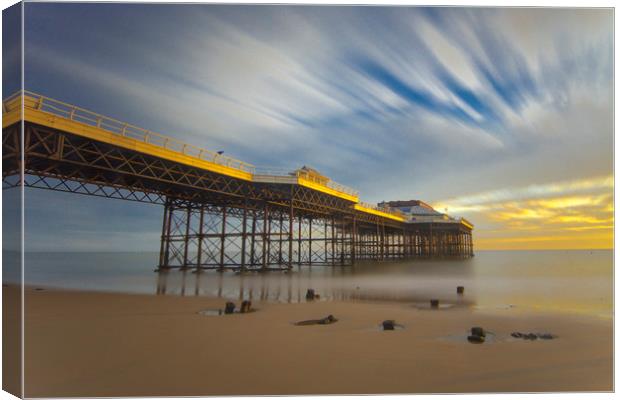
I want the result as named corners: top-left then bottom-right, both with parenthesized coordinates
top-left (430, 299), bottom-right (439, 308)
top-left (510, 332), bottom-right (555, 340)
top-left (319, 315), bottom-right (337, 324)
top-left (539, 333), bottom-right (556, 340)
top-left (295, 314), bottom-right (338, 326)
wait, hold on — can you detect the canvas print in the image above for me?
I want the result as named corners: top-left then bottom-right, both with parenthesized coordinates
top-left (1, 2), bottom-right (613, 398)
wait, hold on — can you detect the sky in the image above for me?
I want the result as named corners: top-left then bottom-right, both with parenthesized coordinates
top-left (5, 4), bottom-right (614, 251)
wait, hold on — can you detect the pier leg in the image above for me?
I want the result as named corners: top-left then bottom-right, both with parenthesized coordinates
top-left (196, 205), bottom-right (205, 271)
top-left (250, 209), bottom-right (257, 267)
top-left (430, 224), bottom-right (434, 258)
top-left (331, 217), bottom-right (336, 265)
top-left (381, 223), bottom-right (386, 261)
top-left (158, 200), bottom-right (171, 268)
top-left (288, 200), bottom-right (294, 268)
top-left (219, 206), bottom-right (227, 271)
top-left (240, 202), bottom-right (248, 271)
top-left (162, 201), bottom-right (174, 268)
top-left (351, 216), bottom-right (357, 264)
top-left (182, 206), bottom-right (192, 269)
top-left (297, 216), bottom-right (302, 265)
top-left (308, 217), bottom-right (313, 265)
top-left (278, 212), bottom-right (284, 266)
top-left (262, 203), bottom-right (269, 270)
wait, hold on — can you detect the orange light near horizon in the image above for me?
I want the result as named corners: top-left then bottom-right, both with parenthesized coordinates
top-left (475, 231), bottom-right (613, 250)
top-left (432, 175), bottom-right (614, 251)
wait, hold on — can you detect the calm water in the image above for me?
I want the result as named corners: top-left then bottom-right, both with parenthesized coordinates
top-left (4, 250), bottom-right (613, 318)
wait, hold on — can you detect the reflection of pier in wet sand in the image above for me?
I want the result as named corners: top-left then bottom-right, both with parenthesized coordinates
top-left (155, 262), bottom-right (476, 307)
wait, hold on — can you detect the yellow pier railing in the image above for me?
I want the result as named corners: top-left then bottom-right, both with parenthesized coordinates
top-left (354, 202), bottom-right (406, 222)
top-left (5, 91), bottom-right (255, 181)
top-left (2, 91), bottom-right (421, 223)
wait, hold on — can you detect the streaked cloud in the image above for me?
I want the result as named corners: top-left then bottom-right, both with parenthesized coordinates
top-left (19, 5), bottom-right (613, 251)
top-left (434, 175), bottom-right (613, 213)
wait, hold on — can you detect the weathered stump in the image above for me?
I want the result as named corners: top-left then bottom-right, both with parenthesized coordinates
top-left (224, 302), bottom-right (236, 314)
top-left (240, 300), bottom-right (252, 313)
top-left (382, 320), bottom-right (396, 330)
top-left (471, 327), bottom-right (486, 337)
top-left (467, 335), bottom-right (485, 344)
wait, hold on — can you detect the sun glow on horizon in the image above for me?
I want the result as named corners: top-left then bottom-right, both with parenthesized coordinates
top-left (433, 175), bottom-right (614, 250)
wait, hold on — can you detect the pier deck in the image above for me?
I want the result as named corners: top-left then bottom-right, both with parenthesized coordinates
top-left (3, 91), bottom-right (473, 270)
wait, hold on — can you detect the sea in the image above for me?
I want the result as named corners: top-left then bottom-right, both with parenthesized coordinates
top-left (3, 249), bottom-right (613, 319)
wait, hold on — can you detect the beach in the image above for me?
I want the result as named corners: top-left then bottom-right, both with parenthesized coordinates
top-left (10, 284), bottom-right (612, 397)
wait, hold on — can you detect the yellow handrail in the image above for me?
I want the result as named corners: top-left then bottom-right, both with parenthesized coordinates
top-left (3, 91), bottom-right (359, 197)
top-left (3, 91), bottom-right (467, 225)
top-left (295, 169), bottom-right (358, 197)
top-left (358, 201), bottom-right (406, 219)
top-left (12, 90), bottom-right (256, 174)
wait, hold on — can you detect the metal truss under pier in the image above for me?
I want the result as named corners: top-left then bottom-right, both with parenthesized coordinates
top-left (3, 91), bottom-right (474, 271)
top-left (158, 200), bottom-right (473, 271)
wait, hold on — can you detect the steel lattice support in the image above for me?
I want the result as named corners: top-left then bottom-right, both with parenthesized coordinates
top-left (158, 200), bottom-right (290, 271)
top-left (157, 198), bottom-right (359, 271)
top-left (3, 120), bottom-right (475, 269)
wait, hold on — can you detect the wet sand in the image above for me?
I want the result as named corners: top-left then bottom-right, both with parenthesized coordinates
top-left (8, 285), bottom-right (612, 397)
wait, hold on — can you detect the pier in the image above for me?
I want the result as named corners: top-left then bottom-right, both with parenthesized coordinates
top-left (2, 91), bottom-right (473, 271)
